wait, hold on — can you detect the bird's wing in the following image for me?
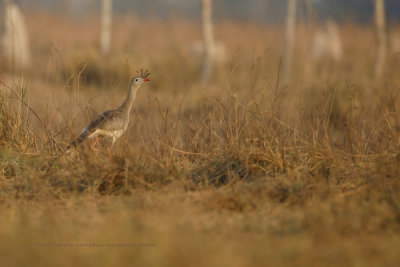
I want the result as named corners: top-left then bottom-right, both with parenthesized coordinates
top-left (82, 109), bottom-right (126, 135)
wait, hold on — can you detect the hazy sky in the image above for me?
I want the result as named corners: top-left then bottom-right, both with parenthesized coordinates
top-left (13, 0), bottom-right (400, 23)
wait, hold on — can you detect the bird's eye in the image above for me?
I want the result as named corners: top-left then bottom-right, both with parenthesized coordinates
top-left (135, 78), bottom-right (139, 82)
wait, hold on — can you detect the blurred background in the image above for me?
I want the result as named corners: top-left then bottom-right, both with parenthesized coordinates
top-left (0, 0), bottom-right (398, 142)
top-left (0, 0), bottom-right (399, 144)
top-left (9, 0), bottom-right (400, 22)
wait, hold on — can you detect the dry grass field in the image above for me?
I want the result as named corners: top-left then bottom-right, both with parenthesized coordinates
top-left (1, 12), bottom-right (400, 266)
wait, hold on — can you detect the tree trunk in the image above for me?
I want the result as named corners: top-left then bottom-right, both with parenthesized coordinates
top-left (59, 0), bottom-right (68, 16)
top-left (283, 0), bottom-right (296, 83)
top-left (101, 0), bottom-right (112, 55)
top-left (1, 0), bottom-right (31, 70)
top-left (202, 0), bottom-right (214, 84)
top-left (374, 0), bottom-right (386, 82)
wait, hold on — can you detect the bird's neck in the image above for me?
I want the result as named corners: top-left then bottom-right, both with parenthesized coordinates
top-left (119, 81), bottom-right (139, 114)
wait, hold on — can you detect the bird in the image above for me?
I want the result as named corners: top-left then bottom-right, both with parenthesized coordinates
top-left (68, 69), bottom-right (151, 153)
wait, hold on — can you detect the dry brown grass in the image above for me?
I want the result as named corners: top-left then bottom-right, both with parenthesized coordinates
top-left (0, 12), bottom-right (400, 266)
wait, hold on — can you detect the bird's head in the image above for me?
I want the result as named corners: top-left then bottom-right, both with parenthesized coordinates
top-left (131, 69), bottom-right (151, 86)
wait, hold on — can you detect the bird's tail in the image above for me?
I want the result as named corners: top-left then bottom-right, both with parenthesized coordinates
top-left (66, 132), bottom-right (87, 151)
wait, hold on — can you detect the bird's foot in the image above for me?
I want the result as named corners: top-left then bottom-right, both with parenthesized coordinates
top-left (90, 137), bottom-right (102, 152)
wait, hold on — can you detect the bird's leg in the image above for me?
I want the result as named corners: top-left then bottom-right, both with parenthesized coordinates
top-left (107, 140), bottom-right (116, 155)
top-left (91, 136), bottom-right (102, 152)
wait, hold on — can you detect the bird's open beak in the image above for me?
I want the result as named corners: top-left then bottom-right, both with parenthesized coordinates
top-left (144, 78), bottom-right (150, 82)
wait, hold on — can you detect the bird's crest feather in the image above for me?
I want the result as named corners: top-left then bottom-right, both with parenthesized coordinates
top-left (136, 69), bottom-right (151, 78)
